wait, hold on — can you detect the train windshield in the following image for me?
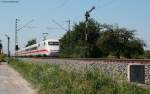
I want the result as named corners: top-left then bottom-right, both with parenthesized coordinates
top-left (48, 42), bottom-right (59, 45)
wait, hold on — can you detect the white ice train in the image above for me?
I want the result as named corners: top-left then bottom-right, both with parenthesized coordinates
top-left (16, 39), bottom-right (59, 57)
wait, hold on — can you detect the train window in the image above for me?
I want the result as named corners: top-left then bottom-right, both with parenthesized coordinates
top-left (48, 42), bottom-right (59, 45)
top-left (26, 47), bottom-right (37, 51)
top-left (30, 47), bottom-right (38, 50)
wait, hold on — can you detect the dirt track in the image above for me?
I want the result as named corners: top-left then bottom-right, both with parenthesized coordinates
top-left (0, 62), bottom-right (35, 94)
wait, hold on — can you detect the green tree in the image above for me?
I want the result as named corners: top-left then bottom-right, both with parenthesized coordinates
top-left (143, 50), bottom-right (150, 59)
top-left (97, 25), bottom-right (145, 59)
top-left (60, 19), bottom-right (105, 58)
top-left (122, 39), bottom-right (145, 58)
top-left (26, 39), bottom-right (37, 47)
top-left (60, 20), bottom-right (145, 59)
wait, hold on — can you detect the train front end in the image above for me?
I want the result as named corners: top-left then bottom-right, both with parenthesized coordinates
top-left (46, 39), bottom-right (60, 57)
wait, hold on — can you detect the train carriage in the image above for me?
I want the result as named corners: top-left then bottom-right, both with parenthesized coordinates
top-left (16, 39), bottom-right (59, 57)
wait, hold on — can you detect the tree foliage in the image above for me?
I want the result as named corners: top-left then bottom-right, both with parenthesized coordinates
top-left (97, 25), bottom-right (145, 58)
top-left (26, 39), bottom-right (37, 47)
top-left (60, 19), bottom-right (104, 58)
top-left (143, 50), bottom-right (150, 59)
top-left (60, 19), bottom-right (145, 58)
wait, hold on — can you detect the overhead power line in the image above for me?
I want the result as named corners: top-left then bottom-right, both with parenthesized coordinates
top-left (96, 0), bottom-right (118, 9)
top-left (57, 0), bottom-right (70, 8)
top-left (0, 0), bottom-right (19, 3)
top-left (15, 19), bottom-right (34, 51)
top-left (17, 19), bottom-right (34, 31)
top-left (52, 20), bottom-right (68, 32)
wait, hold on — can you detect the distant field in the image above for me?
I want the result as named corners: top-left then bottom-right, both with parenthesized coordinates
top-left (9, 59), bottom-right (150, 94)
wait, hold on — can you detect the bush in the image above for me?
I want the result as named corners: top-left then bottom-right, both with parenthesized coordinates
top-left (9, 59), bottom-right (150, 94)
top-left (0, 54), bottom-right (6, 62)
top-left (143, 50), bottom-right (150, 59)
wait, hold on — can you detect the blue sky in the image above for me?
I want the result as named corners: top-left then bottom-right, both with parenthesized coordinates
top-left (0, 0), bottom-right (150, 53)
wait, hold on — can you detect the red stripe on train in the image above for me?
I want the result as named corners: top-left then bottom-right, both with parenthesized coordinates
top-left (16, 49), bottom-right (49, 55)
top-left (30, 49), bottom-right (49, 53)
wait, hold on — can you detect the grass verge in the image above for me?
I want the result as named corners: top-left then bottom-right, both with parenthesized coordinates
top-left (9, 59), bottom-right (150, 94)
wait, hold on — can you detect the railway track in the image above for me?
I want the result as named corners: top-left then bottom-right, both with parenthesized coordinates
top-left (17, 57), bottom-right (150, 64)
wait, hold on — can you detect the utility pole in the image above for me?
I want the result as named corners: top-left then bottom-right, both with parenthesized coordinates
top-left (5, 34), bottom-right (10, 57)
top-left (84, 6), bottom-right (95, 57)
top-left (15, 19), bottom-right (19, 51)
top-left (66, 20), bottom-right (71, 40)
top-left (0, 40), bottom-right (2, 54)
top-left (85, 6), bottom-right (95, 41)
top-left (66, 20), bottom-right (71, 49)
top-left (66, 20), bottom-right (71, 32)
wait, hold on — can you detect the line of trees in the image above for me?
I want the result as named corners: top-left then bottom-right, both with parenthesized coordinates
top-left (60, 19), bottom-right (145, 58)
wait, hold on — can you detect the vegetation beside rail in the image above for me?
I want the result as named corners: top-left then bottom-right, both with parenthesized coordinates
top-left (0, 54), bottom-right (6, 62)
top-left (9, 59), bottom-right (150, 94)
top-left (60, 19), bottom-right (145, 59)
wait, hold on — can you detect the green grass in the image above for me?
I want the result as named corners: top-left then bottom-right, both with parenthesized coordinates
top-left (9, 59), bottom-right (150, 94)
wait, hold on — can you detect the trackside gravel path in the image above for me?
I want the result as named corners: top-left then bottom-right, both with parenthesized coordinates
top-left (0, 62), bottom-right (35, 94)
